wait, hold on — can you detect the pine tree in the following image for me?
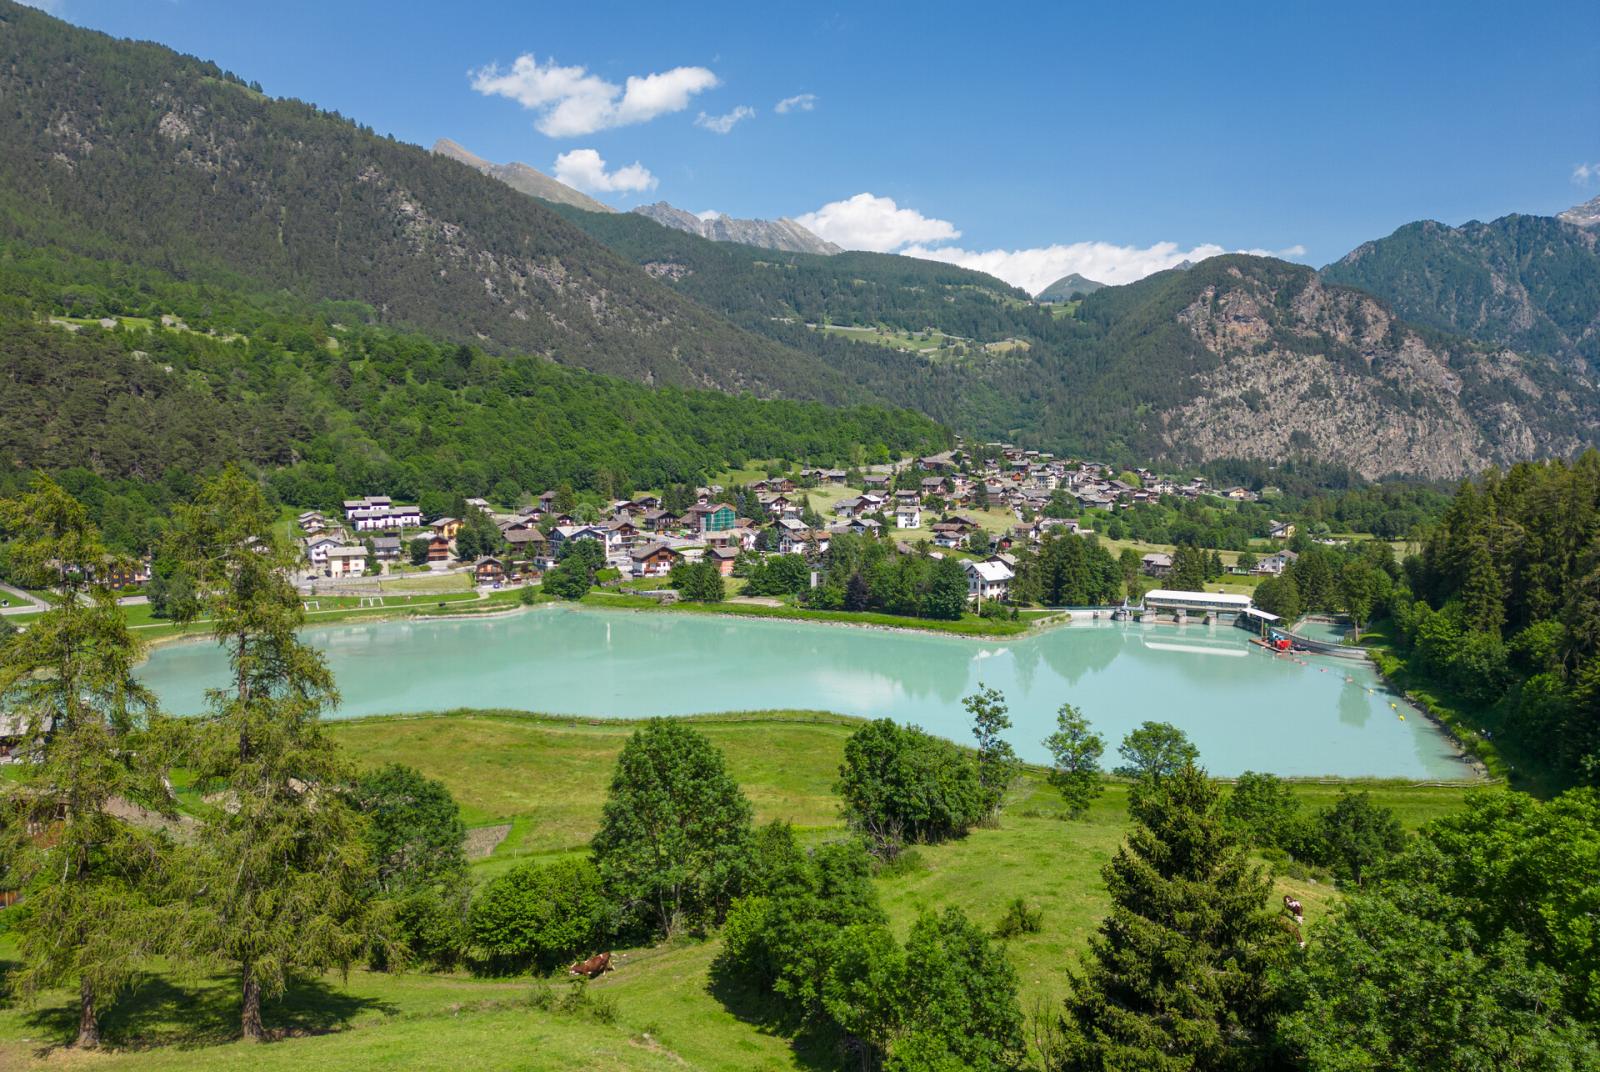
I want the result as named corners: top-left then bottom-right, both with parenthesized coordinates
top-left (167, 467), bottom-right (372, 1040)
top-left (0, 478), bottom-right (172, 1048)
top-left (1054, 763), bottom-right (1291, 1071)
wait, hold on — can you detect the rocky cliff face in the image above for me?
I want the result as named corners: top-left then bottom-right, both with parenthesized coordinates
top-left (632, 201), bottom-right (841, 255)
top-left (1560, 195), bottom-right (1600, 230)
top-left (1160, 265), bottom-right (1595, 478)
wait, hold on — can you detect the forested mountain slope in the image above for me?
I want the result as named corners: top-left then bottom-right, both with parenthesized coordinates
top-left (0, 259), bottom-right (947, 551)
top-left (1322, 212), bottom-right (1600, 366)
top-left (0, 1), bottom-right (860, 401)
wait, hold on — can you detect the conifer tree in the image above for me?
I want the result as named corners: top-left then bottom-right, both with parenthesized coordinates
top-left (1054, 763), bottom-right (1291, 1071)
top-left (167, 467), bottom-right (372, 1040)
top-left (0, 478), bottom-right (172, 1048)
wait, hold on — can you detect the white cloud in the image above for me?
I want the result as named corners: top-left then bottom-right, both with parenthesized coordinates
top-left (552, 149), bottom-right (657, 194)
top-left (799, 192), bottom-right (1303, 292)
top-left (1575, 162), bottom-right (1600, 184)
top-left (471, 54), bottom-right (718, 137)
top-left (694, 105), bottom-right (755, 134)
top-left (796, 193), bottom-right (961, 252)
top-left (775, 93), bottom-right (817, 114)
top-left (896, 241), bottom-right (1221, 292)
top-left (899, 241), bottom-right (1308, 294)
top-left (695, 209), bottom-right (724, 221)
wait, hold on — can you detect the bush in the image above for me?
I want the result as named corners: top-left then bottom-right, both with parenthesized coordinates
top-left (671, 559), bottom-right (725, 602)
top-left (1222, 771), bottom-right (1301, 850)
top-left (1315, 790), bottom-right (1406, 885)
top-left (542, 560), bottom-right (591, 600)
top-left (389, 885), bottom-right (469, 970)
top-left (715, 834), bottom-right (885, 1021)
top-left (469, 858), bottom-right (611, 974)
top-left (992, 897), bottom-right (1043, 939)
top-left (836, 719), bottom-right (983, 853)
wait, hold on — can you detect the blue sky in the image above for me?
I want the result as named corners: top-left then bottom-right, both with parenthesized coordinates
top-left (33, 0), bottom-right (1600, 292)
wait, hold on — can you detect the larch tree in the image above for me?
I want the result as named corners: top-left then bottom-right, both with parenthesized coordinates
top-left (0, 477), bottom-right (173, 1048)
top-left (166, 467), bottom-right (372, 1041)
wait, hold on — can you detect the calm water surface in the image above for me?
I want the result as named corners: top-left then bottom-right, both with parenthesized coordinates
top-left (137, 606), bottom-right (1468, 779)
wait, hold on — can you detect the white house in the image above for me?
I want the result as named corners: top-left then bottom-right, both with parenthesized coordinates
top-left (304, 535), bottom-right (342, 566)
top-left (964, 559), bottom-right (1013, 603)
top-left (1254, 549), bottom-right (1299, 575)
top-left (895, 501), bottom-right (922, 529)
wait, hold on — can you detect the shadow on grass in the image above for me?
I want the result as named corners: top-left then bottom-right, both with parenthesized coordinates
top-left (20, 970), bottom-right (396, 1051)
top-left (705, 966), bottom-right (846, 1072)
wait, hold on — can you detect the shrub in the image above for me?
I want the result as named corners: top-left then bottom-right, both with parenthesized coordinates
top-left (469, 858), bottom-right (611, 974)
top-left (1222, 771), bottom-right (1301, 850)
top-left (993, 897), bottom-right (1043, 939)
top-left (836, 719), bottom-right (984, 853)
top-left (542, 560), bottom-right (591, 600)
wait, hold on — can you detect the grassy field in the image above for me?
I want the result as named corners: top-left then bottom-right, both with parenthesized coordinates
top-left (0, 711), bottom-right (1481, 1071)
top-left (816, 323), bottom-right (965, 355)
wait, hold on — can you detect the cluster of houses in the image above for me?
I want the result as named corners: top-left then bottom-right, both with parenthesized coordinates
top-left (296, 449), bottom-right (1297, 599)
top-left (299, 481), bottom-right (1021, 603)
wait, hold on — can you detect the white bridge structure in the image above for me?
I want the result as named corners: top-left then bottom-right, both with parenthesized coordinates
top-left (1141, 589), bottom-right (1254, 621)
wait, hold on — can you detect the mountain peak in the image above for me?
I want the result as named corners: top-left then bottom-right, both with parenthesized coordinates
top-left (1036, 272), bottom-right (1106, 301)
top-left (632, 201), bottom-right (841, 255)
top-left (431, 139), bottom-right (613, 214)
top-left (1560, 194), bottom-right (1600, 230)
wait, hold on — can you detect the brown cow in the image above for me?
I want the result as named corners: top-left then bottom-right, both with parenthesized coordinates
top-left (1283, 895), bottom-right (1304, 918)
top-left (568, 952), bottom-right (613, 979)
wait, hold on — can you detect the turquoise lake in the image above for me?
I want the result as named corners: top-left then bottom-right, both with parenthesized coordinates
top-left (136, 606), bottom-right (1471, 780)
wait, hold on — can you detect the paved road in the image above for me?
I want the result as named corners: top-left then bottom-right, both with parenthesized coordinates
top-left (0, 582), bottom-right (47, 616)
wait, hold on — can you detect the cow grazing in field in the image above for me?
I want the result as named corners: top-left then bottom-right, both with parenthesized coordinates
top-left (568, 952), bottom-right (613, 979)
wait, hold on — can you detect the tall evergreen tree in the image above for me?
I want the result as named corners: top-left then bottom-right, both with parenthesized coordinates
top-left (167, 467), bottom-right (372, 1040)
top-left (1054, 763), bottom-right (1291, 1071)
top-left (0, 478), bottom-right (171, 1047)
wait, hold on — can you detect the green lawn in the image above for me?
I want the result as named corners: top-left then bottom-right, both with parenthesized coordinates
top-left (0, 710), bottom-right (1480, 1071)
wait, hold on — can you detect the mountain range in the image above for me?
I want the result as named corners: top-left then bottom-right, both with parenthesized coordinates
top-left (631, 202), bottom-right (841, 255)
top-left (4, 0), bottom-right (1600, 483)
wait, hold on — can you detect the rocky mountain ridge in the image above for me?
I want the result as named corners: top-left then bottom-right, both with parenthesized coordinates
top-left (631, 201), bottom-right (841, 255)
top-left (1559, 194), bottom-right (1600, 229)
top-left (1320, 209), bottom-right (1600, 366)
top-left (431, 139), bottom-right (613, 214)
